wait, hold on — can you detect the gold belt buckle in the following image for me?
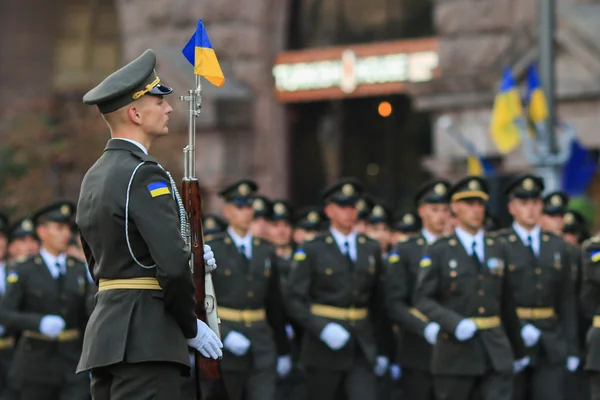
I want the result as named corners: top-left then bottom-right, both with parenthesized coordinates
top-left (240, 310), bottom-right (253, 327)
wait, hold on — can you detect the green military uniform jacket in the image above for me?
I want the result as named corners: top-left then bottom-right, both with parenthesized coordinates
top-left (497, 228), bottom-right (578, 366)
top-left (414, 233), bottom-right (526, 376)
top-left (76, 139), bottom-right (197, 374)
top-left (567, 242), bottom-right (591, 362)
top-left (579, 235), bottom-right (600, 371)
top-left (384, 234), bottom-right (433, 371)
top-left (207, 233), bottom-right (290, 371)
top-left (0, 255), bottom-right (90, 386)
top-left (285, 232), bottom-right (386, 370)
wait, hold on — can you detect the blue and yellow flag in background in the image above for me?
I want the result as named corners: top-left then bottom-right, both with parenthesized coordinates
top-left (489, 67), bottom-right (523, 154)
top-left (182, 18), bottom-right (225, 87)
top-left (525, 64), bottom-right (548, 124)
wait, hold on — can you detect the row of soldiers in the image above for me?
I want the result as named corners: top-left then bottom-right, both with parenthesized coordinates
top-left (0, 172), bottom-right (596, 400)
top-left (0, 202), bottom-right (93, 400)
top-left (194, 173), bottom-right (597, 400)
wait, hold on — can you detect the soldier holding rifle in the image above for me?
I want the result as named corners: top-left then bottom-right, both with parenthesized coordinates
top-left (76, 49), bottom-right (222, 400)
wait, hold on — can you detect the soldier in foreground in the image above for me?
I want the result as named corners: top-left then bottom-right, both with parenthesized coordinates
top-left (208, 180), bottom-right (291, 400)
top-left (0, 202), bottom-right (90, 399)
top-left (496, 175), bottom-right (578, 400)
top-left (413, 176), bottom-right (528, 400)
top-left (385, 179), bottom-right (450, 400)
top-left (76, 49), bottom-right (222, 400)
top-left (286, 178), bottom-right (387, 400)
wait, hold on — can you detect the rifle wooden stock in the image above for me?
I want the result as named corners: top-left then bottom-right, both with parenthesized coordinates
top-left (181, 179), bottom-right (229, 400)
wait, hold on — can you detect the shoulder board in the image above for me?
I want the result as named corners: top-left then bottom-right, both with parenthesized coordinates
top-left (205, 232), bottom-right (229, 242)
top-left (309, 232), bottom-right (331, 243)
top-left (130, 151), bottom-right (159, 164)
top-left (494, 228), bottom-right (513, 237)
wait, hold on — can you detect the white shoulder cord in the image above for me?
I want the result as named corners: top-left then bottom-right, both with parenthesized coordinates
top-left (124, 162), bottom-right (189, 269)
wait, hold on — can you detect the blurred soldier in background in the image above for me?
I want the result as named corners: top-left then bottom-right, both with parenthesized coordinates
top-left (354, 194), bottom-right (374, 235)
top-left (365, 202), bottom-right (393, 257)
top-left (385, 179), bottom-right (450, 400)
top-left (6, 217), bottom-right (38, 266)
top-left (390, 210), bottom-right (421, 245)
top-left (540, 191), bottom-right (569, 236)
top-left (497, 175), bottom-right (578, 400)
top-left (292, 207), bottom-right (324, 245)
top-left (250, 195), bottom-right (272, 240)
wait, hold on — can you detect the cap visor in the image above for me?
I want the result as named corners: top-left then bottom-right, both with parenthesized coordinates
top-left (230, 198), bottom-right (253, 207)
top-left (149, 84), bottom-right (173, 96)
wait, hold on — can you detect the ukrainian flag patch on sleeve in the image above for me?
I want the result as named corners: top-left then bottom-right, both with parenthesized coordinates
top-left (293, 249), bottom-right (306, 261)
top-left (6, 271), bottom-right (18, 284)
top-left (147, 181), bottom-right (171, 198)
top-left (419, 256), bottom-right (432, 268)
top-left (388, 252), bottom-right (400, 264)
top-left (591, 251), bottom-right (600, 263)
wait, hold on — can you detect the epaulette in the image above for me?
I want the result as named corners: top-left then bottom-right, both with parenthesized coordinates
top-left (493, 228), bottom-right (513, 237)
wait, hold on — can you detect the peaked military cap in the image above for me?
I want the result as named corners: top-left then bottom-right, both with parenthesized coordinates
top-left (392, 210), bottom-right (421, 233)
top-left (542, 191), bottom-right (569, 216)
top-left (356, 193), bottom-right (375, 221)
top-left (368, 202), bottom-right (392, 226)
top-left (504, 174), bottom-right (544, 199)
top-left (0, 212), bottom-right (8, 235)
top-left (563, 210), bottom-right (588, 235)
top-left (202, 214), bottom-right (228, 236)
top-left (252, 195), bottom-right (272, 219)
top-left (449, 176), bottom-right (489, 202)
top-left (270, 200), bottom-right (293, 223)
top-left (83, 49), bottom-right (173, 114)
top-left (294, 207), bottom-right (324, 231)
top-left (321, 177), bottom-right (364, 206)
top-left (32, 201), bottom-right (76, 226)
top-left (218, 179), bottom-right (258, 206)
top-left (414, 179), bottom-right (450, 206)
top-left (8, 216), bottom-right (36, 242)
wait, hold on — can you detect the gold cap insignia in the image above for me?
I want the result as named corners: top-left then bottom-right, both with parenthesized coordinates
top-left (372, 205), bottom-right (384, 217)
top-left (274, 203), bottom-right (286, 215)
top-left (403, 214), bottom-right (414, 224)
top-left (307, 211), bottom-right (319, 223)
top-left (564, 212), bottom-right (574, 225)
top-left (238, 183), bottom-right (250, 196)
top-left (253, 198), bottom-right (264, 210)
top-left (205, 218), bottom-right (216, 229)
top-left (342, 183), bottom-right (354, 196)
top-left (60, 204), bottom-right (71, 216)
top-left (356, 199), bottom-right (366, 211)
top-left (434, 183), bottom-right (447, 195)
top-left (550, 195), bottom-right (562, 206)
top-left (22, 219), bottom-right (33, 231)
top-left (523, 178), bottom-right (534, 191)
top-left (468, 180), bottom-right (480, 190)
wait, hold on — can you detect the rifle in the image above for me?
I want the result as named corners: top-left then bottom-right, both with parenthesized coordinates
top-left (180, 75), bottom-right (229, 400)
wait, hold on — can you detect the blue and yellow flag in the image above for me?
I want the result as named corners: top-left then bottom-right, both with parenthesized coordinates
top-left (489, 67), bottom-right (523, 154)
top-left (182, 18), bottom-right (225, 87)
top-left (525, 64), bottom-right (548, 123)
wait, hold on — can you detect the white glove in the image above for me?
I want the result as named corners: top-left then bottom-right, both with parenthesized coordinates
top-left (223, 331), bottom-right (251, 356)
top-left (390, 363), bottom-right (402, 380)
top-left (373, 356), bottom-right (389, 377)
top-left (277, 355), bottom-right (292, 378)
top-left (187, 319), bottom-right (223, 359)
top-left (454, 319), bottom-right (477, 341)
top-left (203, 244), bottom-right (217, 273)
top-left (39, 315), bottom-right (66, 338)
top-left (424, 322), bottom-right (440, 345)
top-left (319, 322), bottom-right (350, 350)
top-left (566, 356), bottom-right (580, 372)
top-left (520, 324), bottom-right (541, 348)
top-left (285, 324), bottom-right (295, 340)
top-left (513, 356), bottom-right (530, 373)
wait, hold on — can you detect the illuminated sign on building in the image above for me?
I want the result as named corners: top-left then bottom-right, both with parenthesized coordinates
top-left (272, 37), bottom-right (439, 102)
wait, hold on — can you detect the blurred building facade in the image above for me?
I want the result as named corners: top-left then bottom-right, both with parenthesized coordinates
top-left (1, 0), bottom-right (599, 223)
